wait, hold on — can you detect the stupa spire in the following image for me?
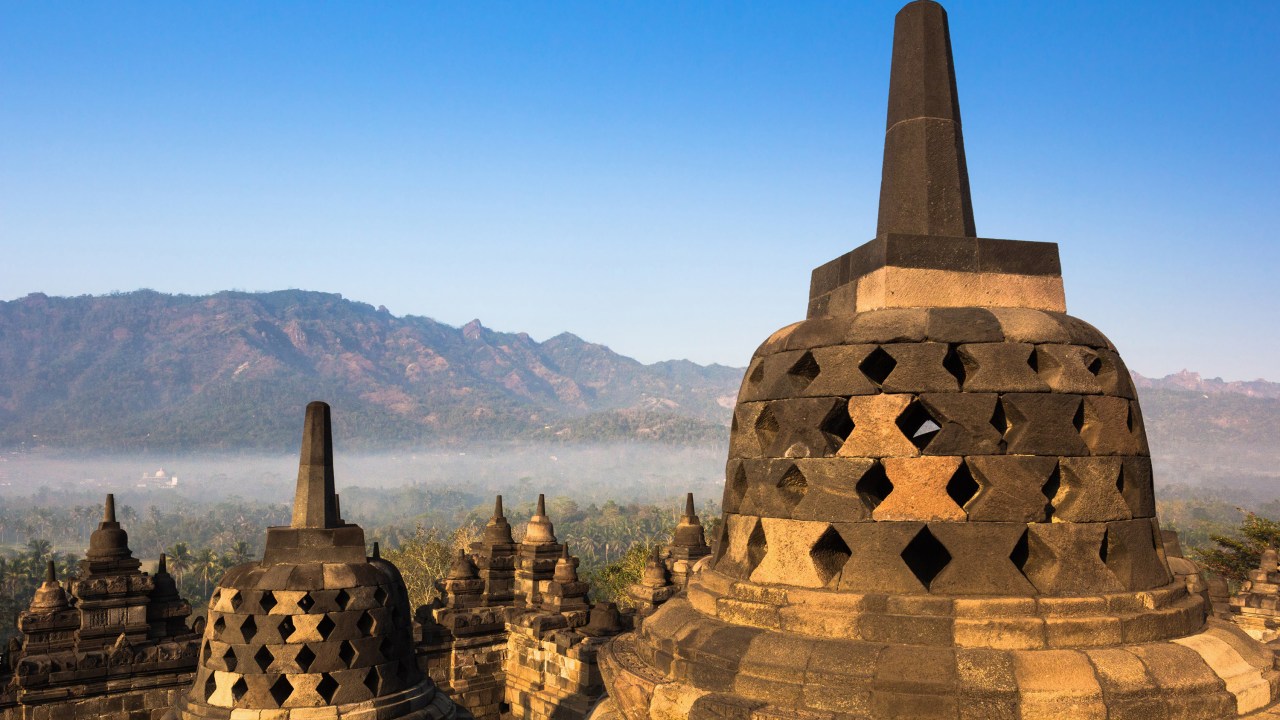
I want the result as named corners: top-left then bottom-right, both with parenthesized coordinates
top-left (291, 400), bottom-right (339, 529)
top-left (876, 0), bottom-right (975, 238)
top-left (104, 493), bottom-right (117, 523)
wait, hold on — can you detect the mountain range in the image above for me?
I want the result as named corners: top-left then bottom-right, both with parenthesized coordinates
top-left (0, 290), bottom-right (1275, 451)
top-left (0, 290), bottom-right (740, 450)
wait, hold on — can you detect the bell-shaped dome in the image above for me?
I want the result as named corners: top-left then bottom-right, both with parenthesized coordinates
top-left (594, 3), bottom-right (1280, 719)
top-left (166, 402), bottom-right (468, 720)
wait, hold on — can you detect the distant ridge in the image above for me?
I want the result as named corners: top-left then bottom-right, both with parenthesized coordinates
top-left (0, 290), bottom-right (742, 450)
top-left (0, 290), bottom-right (1274, 452)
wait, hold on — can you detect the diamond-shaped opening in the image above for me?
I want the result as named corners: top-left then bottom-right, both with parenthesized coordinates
top-left (239, 614), bottom-right (257, 643)
top-left (380, 634), bottom-right (395, 662)
top-left (711, 522), bottom-right (731, 566)
top-left (1010, 529), bottom-right (1029, 573)
top-left (259, 590), bottom-right (277, 613)
top-left (339, 640), bottom-right (356, 667)
top-left (1042, 464), bottom-right (1062, 521)
top-left (787, 351), bottom-right (821, 388)
top-left (254, 646), bottom-right (274, 672)
top-left (1026, 346), bottom-right (1040, 373)
top-left (203, 673), bottom-right (217, 702)
top-left (231, 677), bottom-right (248, 703)
top-left (201, 641), bottom-right (212, 664)
top-left (357, 611), bottom-right (376, 636)
top-left (295, 644), bottom-right (316, 672)
top-left (855, 461), bottom-right (894, 509)
top-left (211, 589), bottom-right (221, 604)
top-left (228, 590), bottom-right (242, 611)
top-left (316, 615), bottom-right (336, 640)
top-left (900, 527), bottom-right (951, 590)
top-left (221, 645), bottom-right (237, 672)
top-left (277, 615), bottom-right (296, 642)
top-left (1087, 354), bottom-right (1104, 377)
top-left (374, 586), bottom-right (388, 606)
top-left (1072, 399), bottom-right (1085, 433)
top-left (213, 616), bottom-right (226, 635)
top-left (810, 526), bottom-right (852, 586)
top-left (1116, 464), bottom-right (1126, 494)
top-left (754, 405), bottom-right (779, 454)
top-left (990, 397), bottom-right (1007, 437)
top-left (776, 464), bottom-right (808, 498)
top-left (730, 461), bottom-right (748, 493)
top-left (746, 520), bottom-right (768, 574)
top-left (296, 592), bottom-right (314, 612)
top-left (316, 673), bottom-right (338, 704)
top-left (818, 400), bottom-right (854, 446)
top-left (946, 460), bottom-right (979, 510)
top-left (859, 346), bottom-right (897, 386)
top-left (1099, 528), bottom-right (1110, 564)
top-left (364, 667), bottom-right (382, 696)
top-left (1126, 403), bottom-right (1136, 433)
top-left (895, 399), bottom-right (941, 451)
top-left (943, 345), bottom-right (967, 386)
top-left (335, 589), bottom-right (351, 610)
top-left (268, 675), bottom-right (293, 707)
top-left (748, 362), bottom-right (765, 386)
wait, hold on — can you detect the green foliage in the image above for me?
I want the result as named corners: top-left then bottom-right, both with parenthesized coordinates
top-left (584, 543), bottom-right (655, 608)
top-left (1192, 513), bottom-right (1280, 584)
top-left (380, 525), bottom-right (479, 610)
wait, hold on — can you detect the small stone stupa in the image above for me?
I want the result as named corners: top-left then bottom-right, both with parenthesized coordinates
top-left (166, 401), bottom-right (469, 720)
top-left (595, 2), bottom-right (1280, 718)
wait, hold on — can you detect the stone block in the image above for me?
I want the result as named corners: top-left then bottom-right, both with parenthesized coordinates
top-left (1021, 523), bottom-right (1122, 595)
top-left (925, 307), bottom-right (1004, 343)
top-left (875, 456), bottom-right (966, 521)
top-left (1127, 643), bottom-right (1235, 717)
top-left (845, 308), bottom-right (930, 344)
top-left (1044, 616), bottom-right (1122, 647)
top-left (749, 518), bottom-right (832, 589)
top-left (917, 393), bottom-right (1003, 455)
top-left (965, 456), bottom-right (1056, 522)
top-left (928, 523), bottom-right (1036, 596)
top-left (957, 343), bottom-right (1048, 393)
top-left (953, 617), bottom-right (1046, 650)
top-left (1001, 393), bottom-right (1089, 456)
top-left (1119, 457), bottom-right (1156, 518)
top-left (834, 522), bottom-right (928, 594)
top-left (753, 397), bottom-right (851, 459)
top-left (879, 343), bottom-right (962, 393)
top-left (988, 308), bottom-right (1071, 344)
top-left (1035, 344), bottom-right (1105, 395)
top-left (839, 394), bottom-right (919, 458)
top-left (1079, 395), bottom-right (1143, 456)
top-left (796, 345), bottom-right (880, 397)
top-left (788, 458), bottom-right (876, 523)
top-left (1104, 518), bottom-right (1173, 591)
top-left (727, 403), bottom-right (765, 460)
top-left (1012, 649), bottom-right (1107, 719)
top-left (1052, 457), bottom-right (1131, 522)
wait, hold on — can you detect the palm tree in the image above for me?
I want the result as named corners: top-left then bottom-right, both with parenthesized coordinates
top-left (166, 542), bottom-right (193, 584)
top-left (191, 548), bottom-right (219, 596)
top-left (25, 538), bottom-right (53, 565)
top-left (229, 541), bottom-right (251, 564)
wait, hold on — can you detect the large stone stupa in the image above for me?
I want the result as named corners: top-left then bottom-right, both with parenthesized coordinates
top-left (166, 401), bottom-right (470, 720)
top-left (595, 2), bottom-right (1280, 719)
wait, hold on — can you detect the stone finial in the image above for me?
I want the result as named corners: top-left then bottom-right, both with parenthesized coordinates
top-left (641, 546), bottom-right (671, 588)
top-left (483, 494), bottom-right (516, 544)
top-left (1262, 548), bottom-right (1279, 574)
top-left (553, 545), bottom-right (578, 584)
top-left (524, 493), bottom-right (557, 544)
top-left (583, 601), bottom-right (623, 636)
top-left (447, 549), bottom-right (479, 580)
top-left (673, 493), bottom-right (709, 550)
top-left (86, 493), bottom-right (133, 562)
top-left (372, 541), bottom-right (381, 560)
top-left (876, 0), bottom-right (975, 238)
top-left (158, 553), bottom-right (169, 575)
top-left (292, 401), bottom-right (339, 529)
top-left (29, 560), bottom-right (69, 612)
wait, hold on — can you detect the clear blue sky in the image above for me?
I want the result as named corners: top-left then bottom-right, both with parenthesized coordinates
top-left (2, 1), bottom-right (1276, 380)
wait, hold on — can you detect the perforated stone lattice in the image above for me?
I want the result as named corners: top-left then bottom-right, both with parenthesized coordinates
top-left (199, 581), bottom-right (410, 709)
top-left (717, 312), bottom-right (1167, 597)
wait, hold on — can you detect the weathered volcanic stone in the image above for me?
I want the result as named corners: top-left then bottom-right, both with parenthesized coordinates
top-left (591, 2), bottom-right (1280, 719)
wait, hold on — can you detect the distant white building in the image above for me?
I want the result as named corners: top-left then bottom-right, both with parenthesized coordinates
top-left (137, 468), bottom-right (178, 488)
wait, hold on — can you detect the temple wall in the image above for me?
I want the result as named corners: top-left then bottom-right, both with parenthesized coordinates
top-left (504, 625), bottom-right (604, 720)
top-left (0, 675), bottom-right (189, 720)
